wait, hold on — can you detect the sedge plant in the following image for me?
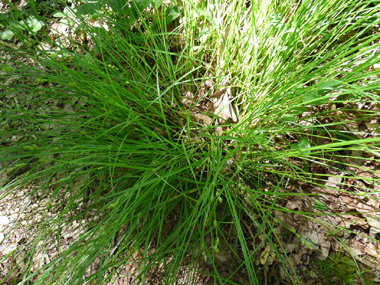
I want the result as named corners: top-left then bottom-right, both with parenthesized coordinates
top-left (1, 0), bottom-right (380, 284)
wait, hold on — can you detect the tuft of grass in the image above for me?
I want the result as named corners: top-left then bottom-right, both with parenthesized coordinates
top-left (1, 0), bottom-right (380, 284)
top-left (316, 250), bottom-right (375, 284)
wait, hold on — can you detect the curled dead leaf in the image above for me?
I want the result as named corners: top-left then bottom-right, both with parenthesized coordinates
top-left (259, 246), bottom-right (276, 265)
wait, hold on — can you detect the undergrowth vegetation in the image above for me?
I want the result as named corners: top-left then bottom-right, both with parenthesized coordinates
top-left (1, 0), bottom-right (380, 284)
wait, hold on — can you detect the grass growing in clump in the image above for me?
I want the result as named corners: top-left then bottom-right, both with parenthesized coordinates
top-left (1, 0), bottom-right (380, 284)
top-left (316, 250), bottom-right (375, 284)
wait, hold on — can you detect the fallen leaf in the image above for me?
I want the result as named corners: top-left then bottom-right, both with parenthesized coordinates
top-left (182, 91), bottom-right (195, 108)
top-left (208, 87), bottom-right (237, 123)
top-left (259, 245), bottom-right (276, 265)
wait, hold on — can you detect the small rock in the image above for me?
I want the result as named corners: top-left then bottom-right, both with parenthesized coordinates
top-left (0, 216), bottom-right (10, 225)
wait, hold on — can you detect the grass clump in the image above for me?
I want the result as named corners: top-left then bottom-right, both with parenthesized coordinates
top-left (1, 0), bottom-right (380, 284)
top-left (316, 251), bottom-right (376, 284)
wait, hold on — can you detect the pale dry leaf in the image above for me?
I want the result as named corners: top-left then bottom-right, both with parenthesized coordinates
top-left (197, 79), bottom-right (214, 99)
top-left (194, 113), bottom-right (212, 126)
top-left (285, 244), bottom-right (298, 253)
top-left (208, 87), bottom-right (237, 123)
top-left (367, 216), bottom-right (380, 239)
top-left (288, 253), bottom-right (302, 266)
top-left (259, 245), bottom-right (276, 265)
top-left (340, 215), bottom-right (369, 230)
top-left (182, 91), bottom-right (195, 108)
top-left (204, 79), bottom-right (214, 88)
top-left (300, 224), bottom-right (331, 260)
top-left (324, 175), bottom-right (343, 196)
